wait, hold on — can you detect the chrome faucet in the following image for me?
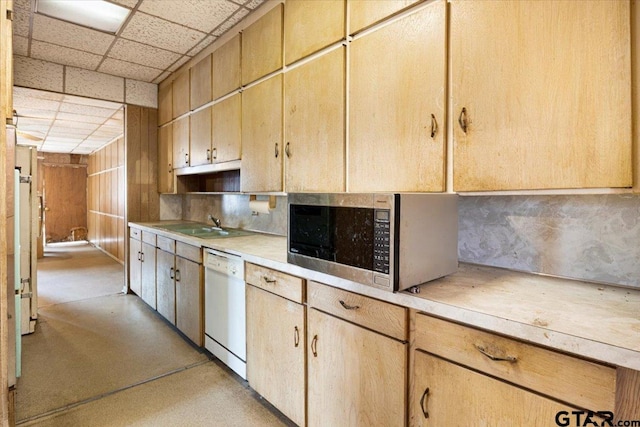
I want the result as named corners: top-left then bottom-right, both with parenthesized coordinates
top-left (208, 214), bottom-right (222, 228)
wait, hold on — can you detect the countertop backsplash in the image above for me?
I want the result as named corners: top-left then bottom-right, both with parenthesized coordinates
top-left (160, 193), bottom-right (639, 288)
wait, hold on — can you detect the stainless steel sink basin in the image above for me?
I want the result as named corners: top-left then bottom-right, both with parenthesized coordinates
top-left (153, 223), bottom-right (253, 239)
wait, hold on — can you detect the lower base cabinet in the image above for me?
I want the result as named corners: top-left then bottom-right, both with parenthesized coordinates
top-left (246, 284), bottom-right (305, 426)
top-left (140, 241), bottom-right (156, 309)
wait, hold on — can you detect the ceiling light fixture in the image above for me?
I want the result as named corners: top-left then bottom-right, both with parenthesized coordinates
top-left (35, 0), bottom-right (131, 34)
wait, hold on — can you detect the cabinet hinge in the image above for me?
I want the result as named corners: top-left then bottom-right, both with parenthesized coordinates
top-left (7, 9), bottom-right (13, 21)
top-left (20, 175), bottom-right (32, 184)
top-left (21, 278), bottom-right (30, 285)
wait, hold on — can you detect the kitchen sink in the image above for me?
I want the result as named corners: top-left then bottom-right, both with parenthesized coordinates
top-left (153, 223), bottom-right (254, 239)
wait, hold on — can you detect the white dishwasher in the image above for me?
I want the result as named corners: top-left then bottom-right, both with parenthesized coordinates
top-left (204, 249), bottom-right (246, 379)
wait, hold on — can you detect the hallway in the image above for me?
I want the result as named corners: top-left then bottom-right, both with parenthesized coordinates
top-left (15, 243), bottom-right (289, 426)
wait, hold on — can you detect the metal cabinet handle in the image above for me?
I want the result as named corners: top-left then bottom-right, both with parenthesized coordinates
top-left (285, 142), bottom-right (291, 158)
top-left (212, 147), bottom-right (217, 160)
top-left (140, 252), bottom-right (144, 262)
top-left (475, 344), bottom-right (517, 363)
top-left (262, 276), bottom-right (276, 284)
top-left (185, 153), bottom-right (189, 165)
top-left (311, 334), bottom-right (318, 357)
top-left (430, 113), bottom-right (438, 138)
top-left (275, 142), bottom-right (279, 158)
top-left (175, 269), bottom-right (181, 283)
top-left (206, 149), bottom-right (211, 161)
top-left (168, 163), bottom-right (173, 173)
top-left (170, 267), bottom-right (174, 279)
top-left (458, 107), bottom-right (468, 134)
top-left (294, 326), bottom-right (300, 347)
top-left (420, 387), bottom-right (430, 419)
top-left (339, 300), bottom-right (360, 310)
top-left (137, 251), bottom-right (141, 261)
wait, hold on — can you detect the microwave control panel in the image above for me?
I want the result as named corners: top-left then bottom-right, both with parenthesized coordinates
top-left (373, 209), bottom-right (390, 274)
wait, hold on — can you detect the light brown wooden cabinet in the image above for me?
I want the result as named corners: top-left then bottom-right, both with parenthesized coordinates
top-left (242, 4), bottom-right (283, 85)
top-left (241, 74), bottom-right (283, 192)
top-left (307, 281), bottom-right (407, 427)
top-left (158, 83), bottom-right (172, 125)
top-left (158, 124), bottom-right (174, 194)
top-left (140, 241), bottom-right (157, 309)
top-left (190, 54), bottom-right (212, 110)
top-left (156, 248), bottom-right (176, 324)
top-left (284, 0), bottom-right (345, 65)
top-left (172, 72), bottom-right (190, 119)
top-left (246, 284), bottom-right (305, 427)
top-left (212, 93), bottom-right (241, 163)
top-left (129, 230), bottom-right (157, 308)
top-left (349, 0), bottom-right (421, 34)
top-left (189, 106), bottom-right (212, 167)
top-left (451, 0), bottom-right (632, 191)
top-left (284, 47), bottom-right (345, 192)
top-left (172, 116), bottom-right (190, 169)
top-left (129, 235), bottom-right (142, 297)
top-left (212, 34), bottom-right (241, 100)
top-left (349, 1), bottom-right (446, 192)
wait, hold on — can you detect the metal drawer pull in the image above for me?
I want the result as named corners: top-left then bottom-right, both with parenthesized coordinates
top-left (294, 326), bottom-right (300, 347)
top-left (339, 300), bottom-right (360, 310)
top-left (262, 276), bottom-right (276, 284)
top-left (420, 387), bottom-right (430, 419)
top-left (458, 107), bottom-right (468, 133)
top-left (170, 267), bottom-right (174, 280)
top-left (311, 334), bottom-right (318, 357)
top-left (475, 344), bottom-right (518, 363)
top-left (430, 113), bottom-right (438, 138)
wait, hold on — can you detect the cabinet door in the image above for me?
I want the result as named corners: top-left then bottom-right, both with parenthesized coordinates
top-left (172, 72), bottom-right (190, 119)
top-left (241, 74), bottom-right (283, 192)
top-left (212, 34), bottom-right (241, 100)
top-left (349, 0), bottom-right (421, 34)
top-left (246, 285), bottom-right (305, 426)
top-left (172, 116), bottom-right (190, 168)
top-left (156, 250), bottom-right (176, 324)
top-left (129, 238), bottom-right (142, 296)
top-left (307, 308), bottom-right (406, 427)
top-left (158, 124), bottom-right (174, 194)
top-left (451, 0), bottom-right (631, 191)
top-left (285, 48), bottom-right (345, 192)
top-left (411, 351), bottom-right (578, 426)
top-left (175, 256), bottom-right (202, 346)
top-left (140, 242), bottom-right (157, 309)
top-left (189, 106), bottom-right (212, 166)
top-left (190, 54), bottom-right (212, 110)
top-left (158, 83), bottom-right (172, 125)
top-left (284, 0), bottom-right (345, 64)
top-left (212, 93), bottom-right (241, 163)
top-left (242, 4), bottom-right (283, 85)
top-left (349, 2), bottom-right (446, 192)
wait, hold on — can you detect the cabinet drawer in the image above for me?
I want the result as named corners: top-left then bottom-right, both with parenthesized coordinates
top-left (130, 227), bottom-right (141, 240)
top-left (142, 231), bottom-right (156, 246)
top-left (176, 241), bottom-right (201, 263)
top-left (415, 314), bottom-right (616, 411)
top-left (245, 263), bottom-right (304, 304)
top-left (307, 281), bottom-right (407, 341)
top-left (156, 236), bottom-right (176, 254)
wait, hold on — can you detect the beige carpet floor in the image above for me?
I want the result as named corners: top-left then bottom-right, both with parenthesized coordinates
top-left (16, 242), bottom-right (290, 426)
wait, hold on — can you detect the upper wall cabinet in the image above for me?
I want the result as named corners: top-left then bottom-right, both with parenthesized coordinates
top-left (285, 47), bottom-right (345, 192)
top-left (158, 124), bottom-right (175, 194)
top-left (451, 0), bottom-right (632, 191)
top-left (349, 0), bottom-right (421, 35)
top-left (172, 72), bottom-right (190, 119)
top-left (190, 54), bottom-right (212, 110)
top-left (189, 106), bottom-right (212, 167)
top-left (158, 84), bottom-right (172, 125)
top-left (212, 93), bottom-right (242, 163)
top-left (173, 116), bottom-right (190, 169)
top-left (213, 34), bottom-right (241, 100)
top-left (242, 4), bottom-right (283, 85)
top-left (284, 0), bottom-right (345, 65)
top-left (349, 1), bottom-right (446, 192)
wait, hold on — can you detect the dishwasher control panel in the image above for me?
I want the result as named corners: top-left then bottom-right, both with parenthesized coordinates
top-left (204, 249), bottom-right (243, 278)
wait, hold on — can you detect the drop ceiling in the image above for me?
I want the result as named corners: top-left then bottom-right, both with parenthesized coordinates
top-left (12, 0), bottom-right (266, 154)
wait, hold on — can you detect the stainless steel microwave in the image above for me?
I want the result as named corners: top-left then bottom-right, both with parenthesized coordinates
top-left (287, 193), bottom-right (458, 292)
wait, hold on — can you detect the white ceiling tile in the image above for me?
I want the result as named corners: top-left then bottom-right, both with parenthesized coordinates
top-left (17, 138), bottom-right (41, 147)
top-left (212, 8), bottom-right (249, 37)
top-left (108, 38), bottom-right (182, 70)
top-left (119, 12), bottom-right (205, 54)
top-left (187, 35), bottom-right (216, 57)
top-left (62, 95), bottom-right (122, 110)
top-left (13, 96), bottom-right (60, 112)
top-left (243, 0), bottom-right (266, 9)
top-left (98, 58), bottom-right (163, 82)
top-left (109, 0), bottom-right (140, 8)
top-left (14, 56), bottom-right (64, 93)
top-left (13, 0), bottom-right (31, 11)
top-left (14, 87), bottom-right (65, 102)
top-left (72, 147), bottom-right (94, 154)
top-left (104, 118), bottom-right (124, 128)
top-left (91, 128), bottom-right (122, 137)
top-left (13, 35), bottom-right (29, 56)
top-left (59, 103), bottom-right (118, 118)
top-left (12, 7), bottom-right (31, 37)
top-left (17, 116), bottom-right (54, 127)
top-left (65, 67), bottom-right (125, 102)
top-left (168, 55), bottom-right (191, 72)
top-left (55, 112), bottom-right (106, 124)
top-left (153, 71), bottom-right (171, 84)
top-left (48, 128), bottom-right (93, 138)
top-left (52, 120), bottom-right (101, 130)
top-left (139, 0), bottom-right (240, 33)
top-left (14, 108), bottom-right (57, 119)
top-left (31, 40), bottom-right (103, 70)
top-left (112, 109), bottom-right (124, 120)
top-left (32, 14), bottom-right (115, 55)
top-left (17, 125), bottom-right (50, 135)
top-left (125, 79), bottom-right (158, 108)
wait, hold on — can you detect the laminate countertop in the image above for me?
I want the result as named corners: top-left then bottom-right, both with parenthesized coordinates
top-left (130, 221), bottom-right (640, 371)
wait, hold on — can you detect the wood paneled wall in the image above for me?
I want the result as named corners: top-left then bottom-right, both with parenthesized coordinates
top-left (87, 137), bottom-right (125, 263)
